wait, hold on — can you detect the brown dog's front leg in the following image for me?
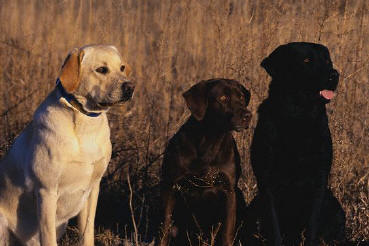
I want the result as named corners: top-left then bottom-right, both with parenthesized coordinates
top-left (221, 191), bottom-right (236, 246)
top-left (157, 187), bottom-right (176, 246)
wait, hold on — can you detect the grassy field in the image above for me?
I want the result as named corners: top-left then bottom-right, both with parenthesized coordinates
top-left (0, 0), bottom-right (368, 245)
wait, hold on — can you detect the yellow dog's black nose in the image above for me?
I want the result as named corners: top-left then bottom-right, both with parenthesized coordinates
top-left (121, 81), bottom-right (135, 100)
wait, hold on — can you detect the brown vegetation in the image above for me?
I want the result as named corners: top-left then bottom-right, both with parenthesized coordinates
top-left (0, 0), bottom-right (368, 245)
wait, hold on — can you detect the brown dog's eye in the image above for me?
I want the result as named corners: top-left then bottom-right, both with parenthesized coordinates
top-left (96, 66), bottom-right (109, 74)
top-left (120, 65), bottom-right (125, 72)
top-left (304, 58), bottom-right (310, 63)
top-left (219, 95), bottom-right (228, 102)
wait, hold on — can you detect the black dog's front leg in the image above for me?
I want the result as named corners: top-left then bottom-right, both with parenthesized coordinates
top-left (251, 120), bottom-right (282, 246)
top-left (306, 125), bottom-right (333, 246)
top-left (265, 188), bottom-right (282, 246)
top-left (257, 179), bottom-right (282, 246)
top-left (306, 183), bottom-right (325, 246)
top-left (306, 165), bottom-right (330, 245)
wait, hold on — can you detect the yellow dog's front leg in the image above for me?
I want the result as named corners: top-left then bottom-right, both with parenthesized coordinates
top-left (78, 182), bottom-right (100, 246)
top-left (38, 188), bottom-right (58, 246)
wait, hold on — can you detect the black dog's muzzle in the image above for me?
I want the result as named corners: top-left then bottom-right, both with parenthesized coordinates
top-left (326, 68), bottom-right (339, 90)
top-left (319, 68), bottom-right (339, 102)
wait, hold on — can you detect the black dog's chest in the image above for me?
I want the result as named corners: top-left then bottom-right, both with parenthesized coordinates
top-left (278, 119), bottom-right (327, 150)
top-left (272, 121), bottom-right (331, 169)
top-left (278, 135), bottom-right (325, 166)
top-left (281, 131), bottom-right (320, 152)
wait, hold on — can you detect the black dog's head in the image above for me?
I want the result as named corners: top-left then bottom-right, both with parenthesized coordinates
top-left (183, 78), bottom-right (251, 131)
top-left (261, 42), bottom-right (339, 103)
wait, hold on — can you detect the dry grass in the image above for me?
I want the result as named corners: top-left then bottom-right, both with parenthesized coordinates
top-left (0, 0), bottom-right (368, 245)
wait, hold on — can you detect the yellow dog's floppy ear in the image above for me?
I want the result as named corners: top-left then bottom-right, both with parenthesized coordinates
top-left (59, 48), bottom-right (85, 93)
top-left (124, 63), bottom-right (132, 77)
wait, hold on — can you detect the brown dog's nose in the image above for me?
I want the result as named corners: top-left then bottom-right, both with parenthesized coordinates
top-left (243, 111), bottom-right (252, 122)
top-left (122, 81), bottom-right (135, 99)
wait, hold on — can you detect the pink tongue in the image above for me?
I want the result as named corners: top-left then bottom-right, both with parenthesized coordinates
top-left (320, 90), bottom-right (335, 100)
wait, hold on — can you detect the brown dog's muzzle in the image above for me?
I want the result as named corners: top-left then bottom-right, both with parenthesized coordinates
top-left (242, 110), bottom-right (252, 128)
top-left (244, 110), bottom-right (252, 126)
top-left (232, 109), bottom-right (252, 131)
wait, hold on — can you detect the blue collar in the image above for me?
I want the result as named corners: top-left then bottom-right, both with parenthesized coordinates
top-left (56, 79), bottom-right (101, 117)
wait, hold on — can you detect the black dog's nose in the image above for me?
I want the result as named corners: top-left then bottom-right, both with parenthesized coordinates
top-left (329, 69), bottom-right (339, 81)
top-left (122, 81), bottom-right (135, 99)
top-left (326, 69), bottom-right (339, 90)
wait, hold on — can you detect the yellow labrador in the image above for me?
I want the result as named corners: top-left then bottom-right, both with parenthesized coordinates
top-left (0, 45), bottom-right (134, 246)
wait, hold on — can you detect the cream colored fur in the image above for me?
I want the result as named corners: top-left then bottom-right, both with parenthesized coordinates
top-left (0, 45), bottom-right (132, 246)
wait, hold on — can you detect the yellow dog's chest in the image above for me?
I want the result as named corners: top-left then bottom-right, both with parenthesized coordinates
top-left (56, 131), bottom-right (110, 219)
top-left (78, 134), bottom-right (108, 162)
top-left (60, 132), bottom-right (110, 186)
top-left (57, 162), bottom-right (106, 221)
top-left (57, 147), bottom-right (109, 221)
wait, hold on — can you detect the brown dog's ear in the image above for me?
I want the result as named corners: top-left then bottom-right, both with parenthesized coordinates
top-left (183, 80), bottom-right (209, 121)
top-left (59, 48), bottom-right (85, 93)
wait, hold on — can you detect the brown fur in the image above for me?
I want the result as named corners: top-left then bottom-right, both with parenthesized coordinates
top-left (59, 48), bottom-right (85, 93)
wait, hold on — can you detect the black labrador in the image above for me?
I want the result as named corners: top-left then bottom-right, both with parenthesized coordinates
top-left (156, 79), bottom-right (251, 246)
top-left (244, 42), bottom-right (346, 246)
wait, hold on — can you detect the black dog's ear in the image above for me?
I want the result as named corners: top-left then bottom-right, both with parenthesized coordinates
top-left (261, 56), bottom-right (277, 77)
top-left (183, 80), bottom-right (209, 121)
top-left (261, 45), bottom-right (289, 78)
top-left (242, 86), bottom-right (251, 105)
top-left (237, 82), bottom-right (251, 105)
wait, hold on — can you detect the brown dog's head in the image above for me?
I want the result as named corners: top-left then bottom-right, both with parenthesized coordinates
top-left (183, 78), bottom-right (251, 131)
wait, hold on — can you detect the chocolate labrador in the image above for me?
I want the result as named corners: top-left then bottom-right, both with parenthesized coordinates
top-left (245, 42), bottom-right (346, 246)
top-left (156, 78), bottom-right (251, 246)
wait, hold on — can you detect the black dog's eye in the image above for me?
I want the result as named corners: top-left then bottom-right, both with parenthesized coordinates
top-left (96, 66), bottom-right (109, 74)
top-left (303, 58), bottom-right (310, 63)
top-left (219, 95), bottom-right (228, 102)
top-left (120, 65), bottom-right (125, 72)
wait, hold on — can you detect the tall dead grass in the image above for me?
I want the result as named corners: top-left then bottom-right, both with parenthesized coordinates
top-left (0, 0), bottom-right (368, 244)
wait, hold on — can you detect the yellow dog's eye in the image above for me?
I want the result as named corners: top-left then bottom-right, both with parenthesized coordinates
top-left (120, 65), bottom-right (125, 72)
top-left (96, 66), bottom-right (109, 74)
top-left (304, 58), bottom-right (310, 63)
top-left (219, 95), bottom-right (228, 102)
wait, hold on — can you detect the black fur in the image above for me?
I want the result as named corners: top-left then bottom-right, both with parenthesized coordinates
top-left (244, 43), bottom-right (346, 246)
